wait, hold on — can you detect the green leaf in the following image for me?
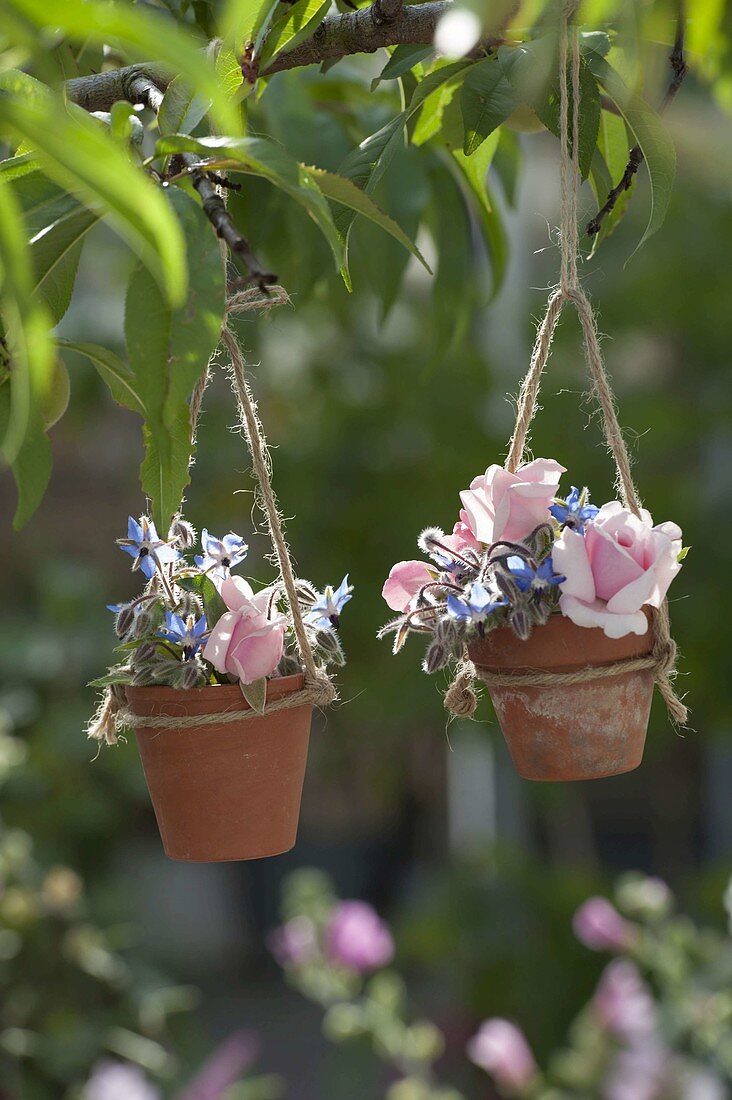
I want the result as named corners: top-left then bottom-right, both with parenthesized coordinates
top-left (259, 0), bottom-right (331, 67)
top-left (371, 44), bottom-right (434, 91)
top-left (219, 0), bottom-right (277, 45)
top-left (8, 172), bottom-right (78, 235)
top-left (460, 57), bottom-right (518, 155)
top-left (0, 176), bottom-right (54, 473)
top-left (308, 167), bottom-right (431, 272)
top-left (158, 77), bottom-right (209, 138)
top-left (11, 0), bottom-right (241, 137)
top-left (451, 132), bottom-right (508, 301)
top-left (30, 205), bottom-right (99, 324)
top-left (0, 372), bottom-right (52, 529)
top-left (586, 53), bottom-right (676, 254)
top-left (155, 134), bottom-right (344, 271)
top-left (588, 109), bottom-right (632, 254)
top-left (56, 339), bottom-right (145, 416)
top-left (200, 575), bottom-right (227, 630)
top-left (239, 676), bottom-right (267, 714)
top-left (125, 189), bottom-right (225, 531)
top-left (0, 83), bottom-right (188, 307)
top-left (214, 46), bottom-right (245, 101)
top-left (0, 153), bottom-right (37, 182)
top-left (532, 55), bottom-right (601, 180)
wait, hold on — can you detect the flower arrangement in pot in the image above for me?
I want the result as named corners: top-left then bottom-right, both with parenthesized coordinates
top-left (88, 513), bottom-right (353, 862)
top-left (380, 459), bottom-right (687, 782)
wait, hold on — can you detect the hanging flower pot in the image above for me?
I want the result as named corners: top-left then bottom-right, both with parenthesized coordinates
top-left (128, 675), bottom-right (313, 861)
top-left (379, 463), bottom-right (687, 783)
top-left (467, 611), bottom-right (655, 782)
top-left (86, 294), bottom-right (350, 861)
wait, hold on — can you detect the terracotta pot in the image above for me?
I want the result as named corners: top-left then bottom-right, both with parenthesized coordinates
top-left (127, 674), bottom-right (311, 862)
top-left (468, 613), bottom-right (654, 782)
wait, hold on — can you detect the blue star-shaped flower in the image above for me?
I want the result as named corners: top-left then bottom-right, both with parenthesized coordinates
top-left (549, 486), bottom-right (599, 532)
top-left (447, 582), bottom-right (506, 623)
top-left (305, 575), bottom-right (353, 630)
top-left (159, 612), bottom-right (208, 659)
top-left (117, 516), bottom-right (180, 580)
top-left (194, 529), bottom-right (249, 581)
top-left (506, 555), bottom-right (566, 593)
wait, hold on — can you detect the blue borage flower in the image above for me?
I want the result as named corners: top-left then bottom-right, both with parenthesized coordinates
top-left (194, 529), bottom-right (248, 581)
top-left (447, 582), bottom-right (507, 624)
top-left (506, 555), bottom-right (566, 593)
top-left (159, 612), bottom-right (208, 659)
top-left (549, 486), bottom-right (599, 532)
top-left (117, 516), bottom-right (180, 580)
top-left (306, 575), bottom-right (353, 631)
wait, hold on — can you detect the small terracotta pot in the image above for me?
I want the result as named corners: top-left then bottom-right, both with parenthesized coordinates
top-left (127, 674), bottom-right (311, 862)
top-left (468, 613), bottom-right (654, 782)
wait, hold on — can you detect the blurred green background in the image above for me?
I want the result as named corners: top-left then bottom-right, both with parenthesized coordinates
top-left (1, 53), bottom-right (731, 1100)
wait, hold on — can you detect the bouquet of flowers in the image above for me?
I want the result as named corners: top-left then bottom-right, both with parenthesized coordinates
top-left (380, 458), bottom-right (686, 674)
top-left (93, 513), bottom-right (352, 713)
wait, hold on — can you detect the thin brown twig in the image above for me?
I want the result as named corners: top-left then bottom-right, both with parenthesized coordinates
top-left (586, 4), bottom-right (687, 238)
top-left (126, 77), bottom-right (275, 291)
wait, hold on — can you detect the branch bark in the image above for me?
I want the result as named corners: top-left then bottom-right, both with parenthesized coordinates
top-left (65, 0), bottom-right (502, 106)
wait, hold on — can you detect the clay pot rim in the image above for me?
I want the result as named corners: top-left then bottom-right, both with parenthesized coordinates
top-left (468, 608), bottom-right (653, 674)
top-left (126, 672), bottom-right (306, 717)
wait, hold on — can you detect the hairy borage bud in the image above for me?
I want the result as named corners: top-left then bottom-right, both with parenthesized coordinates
top-left (418, 527), bottom-right (446, 555)
top-left (115, 605), bottom-right (135, 638)
top-left (508, 608), bottom-right (531, 641)
top-left (132, 609), bottom-right (153, 639)
top-left (169, 517), bottom-right (196, 549)
top-left (179, 662), bottom-right (202, 690)
top-left (423, 642), bottom-right (446, 675)
top-left (133, 642), bottom-right (157, 665)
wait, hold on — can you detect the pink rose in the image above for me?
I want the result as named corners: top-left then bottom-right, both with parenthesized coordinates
top-left (459, 459), bottom-right (565, 547)
top-left (325, 900), bottom-right (394, 972)
top-left (382, 560), bottom-right (435, 613)
top-left (440, 513), bottom-right (482, 557)
top-left (467, 1019), bottom-right (537, 1094)
top-left (573, 897), bottom-right (638, 952)
top-left (203, 577), bottom-right (286, 684)
top-left (553, 503), bottom-right (682, 639)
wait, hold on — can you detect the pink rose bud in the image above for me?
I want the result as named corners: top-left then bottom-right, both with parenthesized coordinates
top-left (573, 897), bottom-right (638, 952)
top-left (325, 900), bottom-right (394, 972)
top-left (467, 1019), bottom-right (538, 1094)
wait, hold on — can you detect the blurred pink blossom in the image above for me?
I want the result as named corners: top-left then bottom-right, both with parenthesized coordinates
top-left (467, 1018), bottom-right (538, 1095)
top-left (573, 897), bottom-right (638, 952)
top-left (594, 959), bottom-right (657, 1040)
top-left (83, 1061), bottom-right (160, 1100)
top-left (267, 915), bottom-right (318, 967)
top-left (175, 1030), bottom-right (260, 1100)
top-left (326, 900), bottom-right (394, 972)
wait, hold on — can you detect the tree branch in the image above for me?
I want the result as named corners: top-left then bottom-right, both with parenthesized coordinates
top-left (587, 6), bottom-right (687, 238)
top-left (126, 76), bottom-right (275, 291)
top-left (64, 0), bottom-right (502, 105)
top-left (262, 0), bottom-right (502, 75)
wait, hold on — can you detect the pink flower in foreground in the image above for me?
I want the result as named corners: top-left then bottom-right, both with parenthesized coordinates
top-left (267, 915), bottom-right (318, 968)
top-left (83, 1062), bottom-right (160, 1100)
top-left (594, 960), bottom-right (657, 1040)
top-left (382, 560), bottom-right (435, 612)
top-left (467, 1019), bottom-right (538, 1095)
top-left (573, 897), bottom-right (638, 953)
top-left (175, 1030), bottom-right (260, 1100)
top-left (203, 577), bottom-right (286, 684)
top-left (326, 900), bottom-right (394, 972)
top-left (553, 502), bottom-right (682, 639)
top-left (459, 459), bottom-right (565, 547)
top-left (443, 513), bottom-right (482, 556)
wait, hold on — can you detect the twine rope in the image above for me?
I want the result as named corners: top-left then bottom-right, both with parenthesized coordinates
top-left (445, 1), bottom-right (687, 726)
top-left (99, 285), bottom-right (335, 742)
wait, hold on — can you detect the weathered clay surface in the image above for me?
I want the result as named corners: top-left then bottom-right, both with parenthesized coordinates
top-left (468, 614), bottom-right (654, 782)
top-left (128, 674), bottom-right (312, 861)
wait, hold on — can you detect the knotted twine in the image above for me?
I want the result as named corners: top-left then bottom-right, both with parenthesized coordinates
top-left (90, 286), bottom-right (336, 745)
top-left (445, 0), bottom-right (687, 726)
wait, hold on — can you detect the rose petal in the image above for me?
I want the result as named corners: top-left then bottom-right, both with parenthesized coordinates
top-left (559, 595), bottom-right (649, 639)
top-left (220, 575), bottom-right (256, 613)
top-left (202, 611), bottom-right (239, 672)
top-left (553, 528), bottom-right (596, 603)
top-left (229, 623), bottom-right (285, 684)
top-left (585, 525), bottom-right (644, 602)
top-left (382, 560), bottom-right (435, 612)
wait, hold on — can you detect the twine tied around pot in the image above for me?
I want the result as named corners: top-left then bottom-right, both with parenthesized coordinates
top-left (89, 286), bottom-right (336, 746)
top-left (445, 1), bottom-right (688, 727)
